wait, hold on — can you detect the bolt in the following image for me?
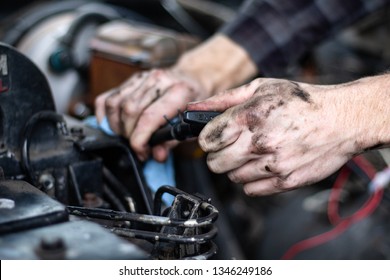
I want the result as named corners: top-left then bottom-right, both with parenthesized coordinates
top-left (36, 236), bottom-right (67, 260)
top-left (83, 193), bottom-right (104, 208)
top-left (40, 237), bottom-right (65, 251)
top-left (70, 126), bottom-right (84, 138)
top-left (0, 142), bottom-right (6, 152)
top-left (38, 173), bottom-right (55, 192)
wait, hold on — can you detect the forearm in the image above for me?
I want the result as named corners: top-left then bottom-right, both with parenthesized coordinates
top-left (220, 0), bottom-right (390, 77)
top-left (187, 73), bottom-right (390, 195)
top-left (173, 34), bottom-right (258, 96)
top-left (344, 74), bottom-right (390, 152)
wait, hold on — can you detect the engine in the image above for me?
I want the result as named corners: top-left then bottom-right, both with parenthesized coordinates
top-left (0, 43), bottom-right (218, 260)
top-left (2, 1), bottom-right (390, 261)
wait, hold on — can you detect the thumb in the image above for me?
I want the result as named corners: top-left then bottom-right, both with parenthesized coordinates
top-left (187, 81), bottom-right (257, 112)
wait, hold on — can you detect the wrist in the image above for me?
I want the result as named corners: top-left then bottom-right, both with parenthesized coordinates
top-left (174, 34), bottom-right (257, 97)
top-left (339, 75), bottom-right (390, 153)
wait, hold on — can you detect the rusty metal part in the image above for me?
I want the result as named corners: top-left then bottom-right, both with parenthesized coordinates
top-left (68, 185), bottom-right (219, 259)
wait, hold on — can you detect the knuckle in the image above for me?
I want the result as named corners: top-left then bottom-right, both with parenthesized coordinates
top-left (135, 70), bottom-right (147, 78)
top-left (129, 140), bottom-right (142, 155)
top-left (206, 154), bottom-right (223, 173)
top-left (130, 134), bottom-right (143, 149)
top-left (135, 117), bottom-right (154, 132)
top-left (165, 82), bottom-right (187, 95)
top-left (283, 174), bottom-right (300, 190)
top-left (252, 77), bottom-right (262, 84)
top-left (243, 185), bottom-right (257, 197)
top-left (227, 171), bottom-right (243, 184)
top-left (197, 135), bottom-right (209, 152)
top-left (150, 69), bottom-right (163, 78)
top-left (139, 107), bottom-right (158, 123)
top-left (273, 174), bottom-right (295, 191)
top-left (121, 101), bottom-right (138, 117)
top-left (95, 95), bottom-right (105, 107)
top-left (105, 96), bottom-right (118, 109)
top-left (273, 178), bottom-right (287, 190)
top-left (263, 162), bottom-right (280, 175)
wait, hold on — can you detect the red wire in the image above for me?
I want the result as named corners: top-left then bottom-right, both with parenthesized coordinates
top-left (328, 167), bottom-right (351, 225)
top-left (281, 155), bottom-right (384, 260)
top-left (328, 156), bottom-right (379, 225)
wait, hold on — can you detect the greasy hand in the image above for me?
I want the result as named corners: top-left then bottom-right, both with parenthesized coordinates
top-left (95, 69), bottom-right (209, 162)
top-left (187, 78), bottom-right (362, 196)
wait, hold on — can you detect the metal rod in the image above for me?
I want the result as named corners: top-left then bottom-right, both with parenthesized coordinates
top-left (67, 204), bottom-right (218, 228)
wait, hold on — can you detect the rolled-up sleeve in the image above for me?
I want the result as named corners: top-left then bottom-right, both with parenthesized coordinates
top-left (220, 0), bottom-right (390, 77)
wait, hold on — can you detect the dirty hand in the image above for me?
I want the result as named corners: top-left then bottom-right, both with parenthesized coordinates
top-left (94, 34), bottom-right (258, 162)
top-left (95, 68), bottom-right (209, 162)
top-left (187, 77), bottom-right (384, 196)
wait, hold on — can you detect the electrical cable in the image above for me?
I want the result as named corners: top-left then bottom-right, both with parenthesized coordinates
top-left (328, 155), bottom-right (378, 225)
top-left (327, 167), bottom-right (351, 225)
top-left (102, 166), bottom-right (135, 212)
top-left (115, 143), bottom-right (154, 215)
top-left (74, 138), bottom-right (154, 215)
top-left (281, 155), bottom-right (384, 260)
top-left (103, 184), bottom-right (127, 212)
top-left (68, 165), bottom-right (84, 206)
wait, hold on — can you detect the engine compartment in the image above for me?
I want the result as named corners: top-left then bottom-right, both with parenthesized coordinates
top-left (1, 1), bottom-right (390, 261)
top-left (0, 42), bottom-right (218, 259)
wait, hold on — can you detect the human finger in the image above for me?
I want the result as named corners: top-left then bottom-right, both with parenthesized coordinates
top-left (204, 129), bottom-right (258, 173)
top-left (226, 156), bottom-right (278, 184)
top-left (242, 177), bottom-right (288, 196)
top-left (103, 71), bottom-right (154, 133)
top-left (130, 83), bottom-right (196, 159)
top-left (151, 141), bottom-right (178, 162)
top-left (104, 88), bottom-right (126, 134)
top-left (186, 79), bottom-right (262, 112)
top-left (197, 107), bottom-right (244, 153)
top-left (95, 88), bottom-right (119, 123)
top-left (121, 84), bottom-right (166, 141)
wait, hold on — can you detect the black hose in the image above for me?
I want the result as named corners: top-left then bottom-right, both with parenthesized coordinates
top-left (113, 143), bottom-right (154, 215)
top-left (102, 166), bottom-right (136, 211)
top-left (148, 123), bottom-right (192, 146)
top-left (103, 184), bottom-right (127, 212)
top-left (149, 111), bottom-right (221, 146)
top-left (21, 111), bottom-right (68, 185)
top-left (153, 185), bottom-right (214, 216)
top-left (74, 138), bottom-right (153, 215)
top-left (68, 165), bottom-right (83, 206)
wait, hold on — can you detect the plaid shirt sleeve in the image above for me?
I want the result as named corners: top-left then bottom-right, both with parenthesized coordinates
top-left (220, 0), bottom-right (390, 77)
